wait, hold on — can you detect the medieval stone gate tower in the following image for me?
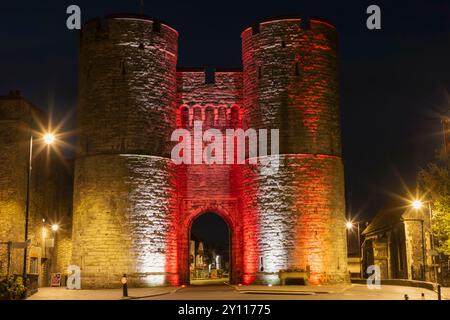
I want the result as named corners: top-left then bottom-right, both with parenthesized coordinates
top-left (72, 14), bottom-right (348, 288)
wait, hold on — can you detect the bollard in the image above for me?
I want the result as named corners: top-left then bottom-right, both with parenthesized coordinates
top-left (404, 294), bottom-right (409, 300)
top-left (421, 293), bottom-right (425, 300)
top-left (437, 285), bottom-right (441, 301)
top-left (121, 274), bottom-right (128, 297)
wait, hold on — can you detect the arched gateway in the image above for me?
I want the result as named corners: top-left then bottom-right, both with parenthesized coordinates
top-left (187, 211), bottom-right (232, 284)
top-left (179, 206), bottom-right (243, 285)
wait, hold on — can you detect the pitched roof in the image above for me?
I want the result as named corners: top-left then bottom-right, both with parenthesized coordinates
top-left (362, 204), bottom-right (406, 236)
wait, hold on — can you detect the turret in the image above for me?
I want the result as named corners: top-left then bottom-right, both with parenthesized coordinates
top-left (241, 17), bottom-right (348, 285)
top-left (78, 14), bottom-right (178, 157)
top-left (242, 16), bottom-right (341, 155)
top-left (72, 15), bottom-right (179, 288)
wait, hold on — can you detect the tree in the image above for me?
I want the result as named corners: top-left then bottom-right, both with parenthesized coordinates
top-left (418, 149), bottom-right (450, 255)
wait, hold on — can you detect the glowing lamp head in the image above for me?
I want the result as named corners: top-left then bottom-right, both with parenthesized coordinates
top-left (412, 200), bottom-right (423, 210)
top-left (345, 221), bottom-right (354, 230)
top-left (51, 224), bottom-right (59, 232)
top-left (43, 133), bottom-right (55, 145)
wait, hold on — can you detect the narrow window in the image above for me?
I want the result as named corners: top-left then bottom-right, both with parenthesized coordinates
top-left (121, 60), bottom-right (127, 76)
top-left (193, 107), bottom-right (202, 122)
top-left (205, 107), bottom-right (215, 127)
top-left (295, 62), bottom-right (301, 76)
top-left (398, 241), bottom-right (404, 271)
top-left (281, 40), bottom-right (286, 48)
top-left (29, 258), bottom-right (38, 274)
top-left (230, 106), bottom-right (239, 127)
top-left (258, 66), bottom-right (262, 79)
top-left (218, 107), bottom-right (227, 126)
top-left (181, 107), bottom-right (190, 127)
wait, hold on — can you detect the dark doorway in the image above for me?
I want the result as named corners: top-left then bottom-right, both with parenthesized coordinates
top-left (189, 212), bottom-right (230, 285)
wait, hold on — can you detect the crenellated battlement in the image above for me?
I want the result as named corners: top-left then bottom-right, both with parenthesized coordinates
top-left (241, 16), bottom-right (336, 36)
top-left (80, 14), bottom-right (178, 55)
top-left (77, 14), bottom-right (179, 159)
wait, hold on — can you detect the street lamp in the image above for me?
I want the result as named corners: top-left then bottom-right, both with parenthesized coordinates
top-left (51, 224), bottom-right (59, 232)
top-left (346, 220), bottom-right (363, 278)
top-left (43, 133), bottom-right (55, 145)
top-left (22, 131), bottom-right (56, 298)
top-left (412, 199), bottom-right (423, 210)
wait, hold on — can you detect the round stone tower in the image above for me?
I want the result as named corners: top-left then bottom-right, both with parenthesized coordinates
top-left (73, 14), bottom-right (179, 288)
top-left (241, 17), bottom-right (348, 284)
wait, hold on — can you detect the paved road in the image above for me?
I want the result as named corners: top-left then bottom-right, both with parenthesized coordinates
top-left (28, 284), bottom-right (448, 300)
top-left (146, 284), bottom-right (442, 300)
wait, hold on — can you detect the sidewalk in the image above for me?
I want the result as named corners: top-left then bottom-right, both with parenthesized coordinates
top-left (442, 287), bottom-right (450, 299)
top-left (27, 286), bottom-right (178, 300)
top-left (230, 284), bottom-right (352, 295)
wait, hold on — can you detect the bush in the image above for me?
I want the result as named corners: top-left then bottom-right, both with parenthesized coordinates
top-left (0, 275), bottom-right (26, 300)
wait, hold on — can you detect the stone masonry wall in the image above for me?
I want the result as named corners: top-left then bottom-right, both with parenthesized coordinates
top-left (51, 161), bottom-right (74, 280)
top-left (175, 70), bottom-right (244, 283)
top-left (242, 155), bottom-right (347, 284)
top-left (0, 96), bottom-right (29, 275)
top-left (72, 154), bottom-right (177, 288)
top-left (0, 94), bottom-right (72, 286)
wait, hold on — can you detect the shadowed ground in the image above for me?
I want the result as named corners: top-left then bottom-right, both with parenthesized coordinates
top-left (28, 284), bottom-right (449, 300)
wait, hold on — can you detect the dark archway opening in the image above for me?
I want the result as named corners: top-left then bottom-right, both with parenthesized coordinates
top-left (189, 212), bottom-right (230, 285)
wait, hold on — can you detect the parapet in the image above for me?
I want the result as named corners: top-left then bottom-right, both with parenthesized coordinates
top-left (241, 15), bottom-right (336, 38)
top-left (176, 67), bottom-right (243, 86)
top-left (80, 13), bottom-right (178, 53)
top-left (0, 91), bottom-right (45, 124)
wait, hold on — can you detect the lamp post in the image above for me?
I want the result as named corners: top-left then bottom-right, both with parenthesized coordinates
top-left (22, 132), bottom-right (55, 298)
top-left (346, 221), bottom-right (363, 278)
top-left (22, 135), bottom-right (33, 295)
top-left (427, 202), bottom-right (439, 283)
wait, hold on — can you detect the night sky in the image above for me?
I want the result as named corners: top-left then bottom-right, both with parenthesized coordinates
top-left (191, 213), bottom-right (230, 254)
top-left (1, 0), bottom-right (449, 236)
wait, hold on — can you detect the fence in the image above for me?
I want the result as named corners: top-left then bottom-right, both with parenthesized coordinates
top-left (439, 259), bottom-right (450, 286)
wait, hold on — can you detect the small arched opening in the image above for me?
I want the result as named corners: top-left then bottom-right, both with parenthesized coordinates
top-left (189, 212), bottom-right (231, 285)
